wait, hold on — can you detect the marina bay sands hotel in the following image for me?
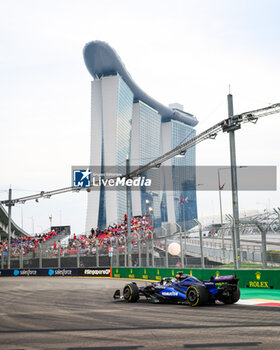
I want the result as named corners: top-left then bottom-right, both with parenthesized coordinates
top-left (83, 41), bottom-right (198, 232)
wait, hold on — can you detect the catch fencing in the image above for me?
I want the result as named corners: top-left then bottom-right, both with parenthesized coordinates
top-left (1, 215), bottom-right (280, 270)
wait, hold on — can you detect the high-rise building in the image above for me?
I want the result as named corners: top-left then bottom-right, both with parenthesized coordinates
top-left (161, 115), bottom-right (197, 229)
top-left (130, 101), bottom-right (162, 226)
top-left (83, 41), bottom-right (198, 232)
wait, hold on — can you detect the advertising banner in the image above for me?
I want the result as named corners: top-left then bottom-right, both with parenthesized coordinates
top-left (111, 268), bottom-right (280, 289)
top-left (0, 267), bottom-right (111, 278)
top-left (78, 268), bottom-right (112, 277)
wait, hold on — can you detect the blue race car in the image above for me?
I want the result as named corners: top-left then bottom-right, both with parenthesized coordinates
top-left (113, 272), bottom-right (240, 306)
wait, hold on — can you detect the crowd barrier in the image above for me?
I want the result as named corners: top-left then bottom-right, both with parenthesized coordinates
top-left (1, 267), bottom-right (279, 289)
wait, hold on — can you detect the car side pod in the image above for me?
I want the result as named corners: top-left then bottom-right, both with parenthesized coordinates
top-left (113, 289), bottom-right (121, 300)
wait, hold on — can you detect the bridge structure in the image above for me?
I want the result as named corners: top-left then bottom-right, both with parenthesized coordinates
top-left (0, 203), bottom-right (29, 241)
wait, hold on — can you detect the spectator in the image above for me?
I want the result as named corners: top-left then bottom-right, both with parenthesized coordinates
top-left (176, 259), bottom-right (182, 268)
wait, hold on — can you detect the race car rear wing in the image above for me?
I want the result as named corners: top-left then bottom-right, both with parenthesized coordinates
top-left (210, 275), bottom-right (239, 284)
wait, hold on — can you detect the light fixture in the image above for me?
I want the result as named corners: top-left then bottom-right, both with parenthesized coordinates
top-left (175, 150), bottom-right (186, 158)
top-left (209, 133), bottom-right (217, 139)
top-left (247, 113), bottom-right (258, 124)
top-left (145, 199), bottom-right (150, 204)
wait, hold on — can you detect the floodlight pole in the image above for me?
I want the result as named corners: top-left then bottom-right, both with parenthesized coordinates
top-left (218, 168), bottom-right (227, 260)
top-left (194, 219), bottom-right (205, 268)
top-left (7, 188), bottom-right (14, 269)
top-left (255, 222), bottom-right (267, 269)
top-left (182, 199), bottom-right (186, 235)
top-left (162, 226), bottom-right (168, 268)
top-left (175, 223), bottom-right (183, 268)
top-left (126, 156), bottom-right (132, 267)
top-left (227, 93), bottom-right (241, 269)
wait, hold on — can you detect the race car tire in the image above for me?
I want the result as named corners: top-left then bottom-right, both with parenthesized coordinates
top-left (219, 285), bottom-right (240, 304)
top-left (123, 283), bottom-right (139, 302)
top-left (186, 285), bottom-right (209, 307)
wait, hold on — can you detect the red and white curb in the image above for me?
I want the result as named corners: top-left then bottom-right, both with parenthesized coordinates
top-left (237, 299), bottom-right (280, 307)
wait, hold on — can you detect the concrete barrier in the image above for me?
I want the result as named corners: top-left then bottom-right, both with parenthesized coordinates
top-left (1, 266), bottom-right (278, 289)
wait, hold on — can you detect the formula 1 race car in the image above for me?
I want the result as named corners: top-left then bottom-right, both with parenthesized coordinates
top-left (113, 272), bottom-right (240, 307)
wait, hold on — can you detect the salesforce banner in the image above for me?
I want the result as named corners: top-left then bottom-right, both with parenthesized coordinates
top-left (0, 268), bottom-right (111, 277)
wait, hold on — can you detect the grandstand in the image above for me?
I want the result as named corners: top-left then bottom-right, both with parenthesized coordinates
top-left (1, 209), bottom-right (279, 269)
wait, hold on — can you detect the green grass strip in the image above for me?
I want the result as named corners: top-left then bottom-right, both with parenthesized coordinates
top-left (240, 288), bottom-right (280, 300)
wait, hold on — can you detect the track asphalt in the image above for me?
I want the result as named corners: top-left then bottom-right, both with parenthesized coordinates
top-left (0, 278), bottom-right (279, 350)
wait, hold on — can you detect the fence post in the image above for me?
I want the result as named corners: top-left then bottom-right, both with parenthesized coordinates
top-left (162, 226), bottom-right (168, 268)
top-left (273, 208), bottom-right (280, 228)
top-left (96, 239), bottom-right (99, 267)
top-left (58, 242), bottom-right (61, 268)
top-left (184, 229), bottom-right (187, 264)
top-left (39, 243), bottom-right (42, 269)
top-left (116, 239), bottom-right (119, 267)
top-left (194, 219), bottom-right (205, 268)
top-left (256, 221), bottom-right (267, 269)
top-left (77, 243), bottom-right (80, 268)
top-left (228, 216), bottom-right (238, 269)
top-left (148, 229), bottom-right (154, 268)
top-left (176, 223), bottom-right (184, 268)
top-left (110, 245), bottom-right (113, 268)
top-left (124, 237), bottom-right (127, 267)
top-left (20, 246), bottom-right (23, 269)
top-left (146, 239), bottom-right (149, 267)
top-left (137, 233), bottom-right (141, 267)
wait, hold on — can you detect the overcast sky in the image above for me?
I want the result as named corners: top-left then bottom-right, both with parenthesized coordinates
top-left (1, 0), bottom-right (279, 234)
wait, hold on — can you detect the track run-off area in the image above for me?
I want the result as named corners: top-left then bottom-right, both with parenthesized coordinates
top-left (0, 278), bottom-right (280, 350)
